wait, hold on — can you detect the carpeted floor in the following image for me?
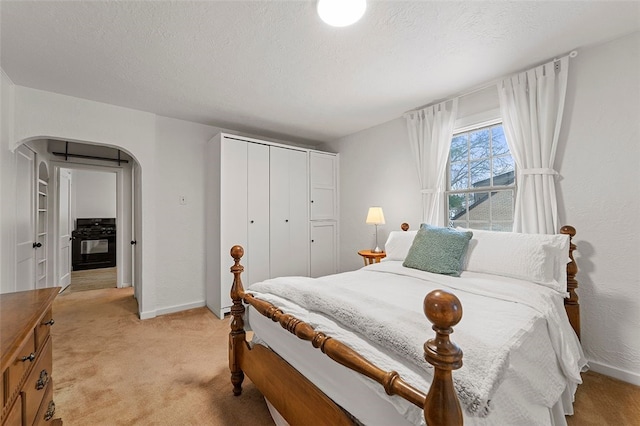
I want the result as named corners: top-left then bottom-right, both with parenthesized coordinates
top-left (52, 287), bottom-right (273, 425)
top-left (51, 287), bottom-right (640, 425)
top-left (67, 267), bottom-right (117, 293)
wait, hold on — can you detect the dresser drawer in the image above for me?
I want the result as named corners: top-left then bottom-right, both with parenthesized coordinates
top-left (23, 338), bottom-right (52, 426)
top-left (2, 393), bottom-right (22, 426)
top-left (35, 309), bottom-right (55, 351)
top-left (7, 330), bottom-right (36, 393)
top-left (32, 380), bottom-right (55, 426)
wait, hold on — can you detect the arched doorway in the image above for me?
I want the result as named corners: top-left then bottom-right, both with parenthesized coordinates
top-left (12, 138), bottom-right (142, 313)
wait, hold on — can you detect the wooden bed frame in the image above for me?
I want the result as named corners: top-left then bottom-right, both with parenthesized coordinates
top-left (229, 225), bottom-right (580, 425)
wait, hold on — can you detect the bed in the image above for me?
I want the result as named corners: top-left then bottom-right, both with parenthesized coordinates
top-left (228, 224), bottom-right (586, 425)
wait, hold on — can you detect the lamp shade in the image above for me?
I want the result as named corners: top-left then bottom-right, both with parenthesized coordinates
top-left (366, 207), bottom-right (385, 225)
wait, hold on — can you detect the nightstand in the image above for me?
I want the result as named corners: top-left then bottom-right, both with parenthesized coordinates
top-left (358, 250), bottom-right (386, 266)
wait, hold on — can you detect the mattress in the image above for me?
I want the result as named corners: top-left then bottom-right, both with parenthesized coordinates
top-left (246, 261), bottom-right (587, 425)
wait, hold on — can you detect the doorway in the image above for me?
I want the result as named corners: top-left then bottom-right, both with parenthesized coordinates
top-left (65, 169), bottom-right (118, 293)
top-left (47, 140), bottom-right (136, 299)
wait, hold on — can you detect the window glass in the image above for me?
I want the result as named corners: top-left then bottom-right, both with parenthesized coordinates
top-left (447, 123), bottom-right (515, 231)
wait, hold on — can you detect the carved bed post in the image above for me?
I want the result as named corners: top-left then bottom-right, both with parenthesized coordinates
top-left (423, 290), bottom-right (463, 426)
top-left (229, 245), bottom-right (246, 396)
top-left (560, 226), bottom-right (580, 339)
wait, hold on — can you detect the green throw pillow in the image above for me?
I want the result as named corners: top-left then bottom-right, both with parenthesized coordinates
top-left (402, 224), bottom-right (473, 277)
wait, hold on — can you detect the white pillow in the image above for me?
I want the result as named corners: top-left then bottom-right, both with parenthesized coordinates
top-left (383, 230), bottom-right (418, 261)
top-left (460, 228), bottom-right (570, 292)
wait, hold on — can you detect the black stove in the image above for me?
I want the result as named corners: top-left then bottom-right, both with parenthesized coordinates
top-left (72, 218), bottom-right (117, 270)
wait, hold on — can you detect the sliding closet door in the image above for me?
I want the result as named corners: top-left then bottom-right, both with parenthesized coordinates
top-left (270, 147), bottom-right (309, 278)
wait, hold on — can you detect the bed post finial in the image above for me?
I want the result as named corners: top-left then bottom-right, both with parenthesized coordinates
top-left (401, 223), bottom-right (410, 231)
top-left (560, 225), bottom-right (580, 339)
top-left (423, 290), bottom-right (463, 426)
top-left (229, 245), bottom-right (246, 396)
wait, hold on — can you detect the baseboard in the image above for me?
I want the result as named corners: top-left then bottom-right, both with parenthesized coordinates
top-left (118, 282), bottom-right (132, 288)
top-left (155, 300), bottom-right (206, 317)
top-left (588, 359), bottom-right (640, 386)
top-left (139, 310), bottom-right (157, 320)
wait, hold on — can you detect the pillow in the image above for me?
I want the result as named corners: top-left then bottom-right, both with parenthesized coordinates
top-left (460, 228), bottom-right (570, 291)
top-left (383, 230), bottom-right (418, 261)
top-left (402, 225), bottom-right (473, 277)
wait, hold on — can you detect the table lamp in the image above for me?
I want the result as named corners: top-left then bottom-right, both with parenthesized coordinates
top-left (366, 207), bottom-right (385, 253)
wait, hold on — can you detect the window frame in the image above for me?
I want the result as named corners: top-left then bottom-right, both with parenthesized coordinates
top-left (446, 119), bottom-right (516, 231)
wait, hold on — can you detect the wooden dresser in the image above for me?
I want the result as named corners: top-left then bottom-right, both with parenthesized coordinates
top-left (1, 288), bottom-right (62, 426)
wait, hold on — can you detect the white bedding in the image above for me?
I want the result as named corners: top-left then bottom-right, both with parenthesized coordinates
top-left (246, 261), bottom-right (587, 425)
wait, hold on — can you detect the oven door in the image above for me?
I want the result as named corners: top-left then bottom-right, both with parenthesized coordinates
top-left (72, 235), bottom-right (116, 271)
top-left (81, 239), bottom-right (109, 255)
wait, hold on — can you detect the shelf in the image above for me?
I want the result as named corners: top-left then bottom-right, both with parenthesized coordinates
top-left (38, 232), bottom-right (47, 237)
top-left (38, 259), bottom-right (47, 265)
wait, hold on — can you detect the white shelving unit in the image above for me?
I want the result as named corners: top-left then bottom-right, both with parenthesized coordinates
top-left (36, 162), bottom-right (49, 288)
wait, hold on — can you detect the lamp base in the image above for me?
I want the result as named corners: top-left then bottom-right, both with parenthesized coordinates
top-left (372, 246), bottom-right (383, 253)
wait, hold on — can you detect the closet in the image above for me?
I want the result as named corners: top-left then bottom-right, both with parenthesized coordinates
top-left (309, 151), bottom-right (338, 278)
top-left (206, 133), bottom-right (338, 318)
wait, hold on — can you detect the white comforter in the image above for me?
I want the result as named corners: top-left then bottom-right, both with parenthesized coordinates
top-left (247, 262), bottom-right (587, 425)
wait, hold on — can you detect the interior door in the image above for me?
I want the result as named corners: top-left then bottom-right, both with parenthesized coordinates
top-left (132, 162), bottom-right (143, 302)
top-left (16, 145), bottom-right (36, 291)
top-left (58, 168), bottom-right (72, 288)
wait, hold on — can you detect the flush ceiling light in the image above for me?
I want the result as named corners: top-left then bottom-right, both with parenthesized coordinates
top-left (317, 0), bottom-right (366, 27)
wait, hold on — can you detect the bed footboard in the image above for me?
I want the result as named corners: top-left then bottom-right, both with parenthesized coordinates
top-left (229, 245), bottom-right (464, 426)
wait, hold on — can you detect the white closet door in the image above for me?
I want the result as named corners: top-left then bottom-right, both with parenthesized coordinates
top-left (220, 139), bottom-right (248, 310)
top-left (247, 143), bottom-right (270, 285)
top-left (288, 149), bottom-right (309, 276)
top-left (310, 152), bottom-right (337, 220)
top-left (270, 147), bottom-right (309, 278)
top-left (310, 221), bottom-right (337, 278)
top-left (269, 146), bottom-right (290, 278)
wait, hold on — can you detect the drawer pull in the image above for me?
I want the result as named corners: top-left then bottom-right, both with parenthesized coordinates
top-left (21, 352), bottom-right (36, 362)
top-left (36, 369), bottom-right (50, 390)
top-left (44, 400), bottom-right (56, 421)
top-left (42, 318), bottom-right (55, 326)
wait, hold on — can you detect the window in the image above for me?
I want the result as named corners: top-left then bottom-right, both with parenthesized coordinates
top-left (447, 123), bottom-right (515, 231)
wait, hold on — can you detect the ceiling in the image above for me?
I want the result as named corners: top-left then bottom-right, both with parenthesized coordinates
top-left (1, 1), bottom-right (639, 144)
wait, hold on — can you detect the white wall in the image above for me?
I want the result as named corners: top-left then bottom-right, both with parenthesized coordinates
top-left (322, 117), bottom-right (422, 272)
top-left (4, 85), bottom-right (159, 317)
top-left (325, 32), bottom-right (640, 385)
top-left (0, 70), bottom-right (16, 293)
top-left (73, 169), bottom-right (117, 219)
top-left (556, 32), bottom-right (640, 384)
top-left (153, 116), bottom-right (223, 315)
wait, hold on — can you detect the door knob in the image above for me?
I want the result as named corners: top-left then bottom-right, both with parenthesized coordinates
top-left (33, 242), bottom-right (42, 248)
top-left (131, 240), bottom-right (137, 245)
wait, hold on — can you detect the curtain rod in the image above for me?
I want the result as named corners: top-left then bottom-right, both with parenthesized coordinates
top-left (406, 49), bottom-right (578, 114)
top-left (52, 141), bottom-right (129, 164)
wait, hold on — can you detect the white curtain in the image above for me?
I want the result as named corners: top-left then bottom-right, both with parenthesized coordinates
top-left (498, 57), bottom-right (569, 234)
top-left (404, 99), bottom-right (458, 226)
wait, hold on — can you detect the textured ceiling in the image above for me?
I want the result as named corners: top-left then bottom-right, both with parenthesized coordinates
top-left (1, 1), bottom-right (639, 144)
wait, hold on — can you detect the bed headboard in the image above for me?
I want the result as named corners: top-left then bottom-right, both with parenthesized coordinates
top-left (400, 223), bottom-right (581, 339)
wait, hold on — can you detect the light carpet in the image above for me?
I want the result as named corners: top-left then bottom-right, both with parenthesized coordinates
top-left (52, 287), bottom-right (273, 425)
